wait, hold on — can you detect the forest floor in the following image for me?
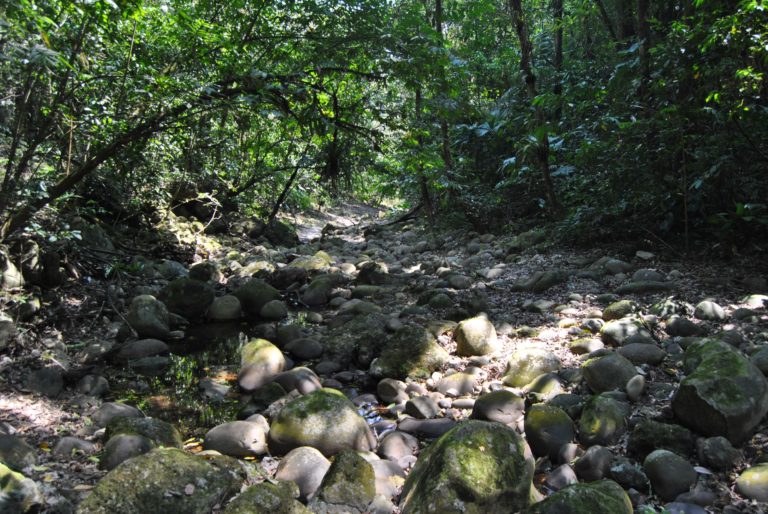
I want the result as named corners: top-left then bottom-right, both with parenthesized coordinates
top-left (1, 201), bottom-right (767, 513)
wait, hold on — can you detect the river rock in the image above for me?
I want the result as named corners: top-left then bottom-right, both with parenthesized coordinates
top-left (581, 352), bottom-right (637, 393)
top-left (377, 431), bottom-right (419, 467)
top-left (207, 295), bottom-right (242, 321)
top-left (0, 313), bottom-right (15, 351)
top-left (471, 390), bottom-right (525, 425)
top-left (436, 371), bottom-right (478, 396)
top-left (91, 402), bottom-right (143, 427)
top-left (600, 318), bottom-right (651, 346)
top-left (268, 388), bottom-right (375, 456)
top-left (272, 367), bottom-right (322, 394)
top-left (617, 343), bottom-right (666, 365)
top-left (526, 480), bottom-right (632, 514)
top-left (369, 325), bottom-right (448, 380)
top-left (525, 404), bottom-right (575, 461)
top-left (573, 446), bottom-right (613, 482)
top-left (454, 314), bottom-right (498, 356)
top-left (694, 301), bottom-right (726, 321)
top-left (25, 366), bottom-right (64, 397)
top-left (503, 346), bottom-right (560, 387)
top-left (376, 378), bottom-right (408, 404)
top-left (302, 277), bottom-right (334, 306)
top-left (308, 449), bottom-right (376, 514)
top-left (105, 416), bottom-right (182, 448)
top-left (158, 278), bottom-right (215, 318)
top-left (736, 463), bottom-right (768, 501)
top-left (126, 295), bottom-right (170, 339)
top-left (275, 446), bottom-right (331, 501)
top-left (643, 449), bottom-right (697, 501)
top-left (672, 338), bottom-right (768, 444)
top-left (666, 316), bottom-right (706, 337)
top-left (53, 437), bottom-right (97, 458)
top-left (222, 480), bottom-right (309, 513)
top-left (627, 420), bottom-right (694, 459)
top-left (697, 436), bottom-right (742, 470)
top-left (75, 448), bottom-right (246, 514)
top-left (101, 434), bottom-right (156, 470)
top-left (204, 420), bottom-right (267, 457)
top-left (233, 279), bottom-right (280, 315)
top-left (111, 339), bottom-right (168, 363)
top-left (284, 338), bottom-right (323, 360)
top-left (405, 396), bottom-right (441, 419)
top-left (602, 300), bottom-right (639, 321)
top-left (615, 281), bottom-right (674, 294)
top-left (238, 338), bottom-right (285, 392)
top-left (0, 435), bottom-right (35, 472)
top-left (0, 248), bottom-right (24, 290)
top-left (578, 395), bottom-right (629, 446)
top-left (399, 420), bottom-right (534, 513)
top-left (0, 462), bottom-right (42, 512)
top-left (260, 299), bottom-right (288, 320)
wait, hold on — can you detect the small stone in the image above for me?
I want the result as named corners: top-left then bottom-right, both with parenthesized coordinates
top-left (376, 378), bottom-right (408, 404)
top-left (736, 463), bottom-right (768, 501)
top-left (260, 299), bottom-right (288, 320)
top-left (101, 434), bottom-right (155, 470)
top-left (275, 446), bottom-right (331, 501)
top-left (697, 436), bottom-right (742, 471)
top-left (25, 367), bottom-right (64, 398)
top-left (625, 374), bottom-right (646, 402)
top-left (544, 464), bottom-right (578, 491)
top-left (207, 295), bottom-right (242, 321)
top-left (0, 435), bottom-right (35, 471)
top-left (573, 445), bottom-right (613, 482)
top-left (284, 338), bottom-right (323, 360)
top-left (525, 404), bottom-right (574, 461)
top-left (203, 420), bottom-right (268, 457)
top-left (694, 301), bottom-right (726, 321)
top-left (405, 396), bottom-right (441, 419)
top-left (454, 314), bottom-right (498, 356)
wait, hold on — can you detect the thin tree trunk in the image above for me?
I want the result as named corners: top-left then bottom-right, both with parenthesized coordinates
top-left (593, 0), bottom-right (618, 42)
top-left (553, 0), bottom-right (564, 122)
top-left (434, 0), bottom-right (454, 171)
top-left (508, 0), bottom-right (561, 214)
top-left (637, 0), bottom-right (651, 85)
top-left (616, 0), bottom-right (636, 41)
top-left (415, 87), bottom-right (434, 221)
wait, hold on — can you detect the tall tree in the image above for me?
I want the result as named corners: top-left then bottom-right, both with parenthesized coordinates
top-left (507, 0), bottom-right (560, 213)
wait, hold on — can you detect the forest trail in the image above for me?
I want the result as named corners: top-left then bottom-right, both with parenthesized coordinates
top-left (0, 203), bottom-right (767, 513)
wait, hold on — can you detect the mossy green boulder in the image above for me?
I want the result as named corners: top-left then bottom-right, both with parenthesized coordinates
top-left (308, 449), bottom-right (375, 513)
top-left (75, 448), bottom-right (246, 514)
top-left (233, 278), bottom-right (280, 315)
top-left (736, 463), bottom-right (768, 502)
top-left (524, 404), bottom-right (574, 461)
top-left (369, 325), bottom-right (449, 380)
top-left (157, 278), bottom-right (215, 318)
top-left (578, 395), bottom-right (630, 446)
top-left (525, 480), bottom-right (632, 514)
top-left (672, 338), bottom-right (768, 444)
top-left (399, 420), bottom-right (534, 514)
top-left (0, 462), bottom-right (42, 513)
top-left (454, 314), bottom-right (499, 356)
top-left (105, 417), bottom-right (182, 448)
top-left (581, 352), bottom-right (636, 393)
top-left (222, 480), bottom-right (309, 513)
top-left (238, 338), bottom-right (286, 392)
top-left (268, 388), bottom-right (375, 457)
top-left (503, 346), bottom-right (561, 387)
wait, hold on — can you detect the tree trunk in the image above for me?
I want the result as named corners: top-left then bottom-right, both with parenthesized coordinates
top-left (434, 0), bottom-right (454, 172)
top-left (508, 0), bottom-right (561, 214)
top-left (553, 0), bottom-right (564, 122)
top-left (415, 87), bottom-right (435, 221)
top-left (637, 0), bottom-right (651, 85)
top-left (616, 0), bottom-right (636, 41)
top-left (593, 0), bottom-right (618, 42)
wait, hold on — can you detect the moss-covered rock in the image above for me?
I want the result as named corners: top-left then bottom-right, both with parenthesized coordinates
top-left (627, 420), bottom-right (694, 460)
top-left (600, 318), bottom-right (651, 346)
top-left (503, 346), bottom-right (561, 387)
top-left (233, 279), bottom-right (280, 315)
top-left (524, 405), bottom-right (574, 461)
top-left (578, 395), bottom-right (629, 446)
top-left (672, 338), bottom-right (768, 444)
top-left (308, 449), bottom-right (375, 514)
top-left (301, 276), bottom-right (334, 306)
top-left (268, 389), bottom-right (375, 457)
top-left (736, 463), bottom-right (768, 502)
top-left (399, 420), bottom-right (534, 514)
top-left (75, 448), bottom-right (247, 514)
top-left (157, 278), bottom-right (215, 318)
top-left (238, 338), bottom-right (286, 392)
top-left (602, 300), bottom-right (639, 321)
top-left (581, 352), bottom-right (636, 393)
top-left (222, 480), bottom-right (309, 513)
top-left (454, 314), bottom-right (499, 356)
top-left (105, 417), bottom-right (182, 448)
top-left (525, 480), bottom-right (632, 514)
top-left (369, 325), bottom-right (449, 380)
top-left (0, 462), bottom-right (42, 513)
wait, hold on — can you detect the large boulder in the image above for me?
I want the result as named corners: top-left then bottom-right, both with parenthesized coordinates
top-left (454, 314), bottom-right (498, 356)
top-left (238, 339), bottom-right (285, 392)
top-left (308, 449), bottom-right (376, 514)
top-left (399, 420), bottom-right (534, 514)
top-left (75, 448), bottom-right (246, 514)
top-left (301, 277), bottom-right (334, 306)
top-left (503, 346), bottom-right (561, 387)
top-left (233, 279), bottom-right (280, 315)
top-left (672, 338), bottom-right (768, 444)
top-left (578, 395), bottom-right (630, 446)
top-left (157, 278), bottom-right (214, 319)
top-left (264, 220), bottom-right (300, 247)
top-left (105, 416), bottom-right (182, 448)
top-left (268, 388), bottom-right (375, 457)
top-left (222, 481), bottom-right (309, 514)
top-left (125, 294), bottom-right (171, 339)
top-left (525, 480), bottom-right (632, 514)
top-left (524, 405), bottom-right (574, 461)
top-left (369, 325), bottom-right (449, 380)
top-left (204, 420), bottom-right (268, 457)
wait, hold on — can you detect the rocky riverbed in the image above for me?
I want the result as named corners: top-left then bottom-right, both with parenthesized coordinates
top-left (1, 206), bottom-right (767, 513)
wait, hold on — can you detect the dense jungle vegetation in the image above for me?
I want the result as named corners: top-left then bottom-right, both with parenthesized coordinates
top-left (1, 0), bottom-right (766, 249)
